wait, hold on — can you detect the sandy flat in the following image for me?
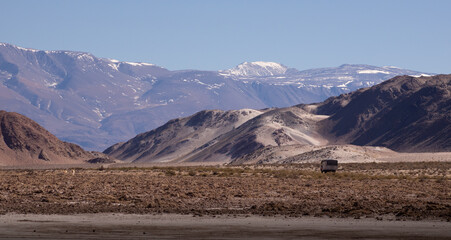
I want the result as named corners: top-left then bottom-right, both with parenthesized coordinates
top-left (0, 214), bottom-right (450, 240)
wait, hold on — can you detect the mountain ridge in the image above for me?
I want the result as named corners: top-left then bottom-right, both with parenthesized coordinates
top-left (105, 74), bottom-right (451, 164)
top-left (0, 42), bottom-right (431, 150)
top-left (312, 74), bottom-right (451, 151)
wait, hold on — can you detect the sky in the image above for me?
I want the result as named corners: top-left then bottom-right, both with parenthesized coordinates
top-left (1, 0), bottom-right (450, 73)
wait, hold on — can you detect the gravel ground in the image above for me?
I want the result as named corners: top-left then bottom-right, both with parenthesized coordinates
top-left (1, 162), bottom-right (450, 221)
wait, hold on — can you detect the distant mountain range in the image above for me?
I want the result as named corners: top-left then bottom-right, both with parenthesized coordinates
top-left (0, 42), bottom-right (431, 150)
top-left (105, 74), bottom-right (451, 164)
top-left (1, 74), bottom-right (449, 166)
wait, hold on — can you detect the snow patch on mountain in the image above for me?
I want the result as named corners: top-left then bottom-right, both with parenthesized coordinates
top-left (124, 62), bottom-right (155, 67)
top-left (108, 63), bottom-right (119, 71)
top-left (337, 81), bottom-right (353, 88)
top-left (410, 74), bottom-right (433, 78)
top-left (220, 61), bottom-right (288, 77)
top-left (62, 52), bottom-right (95, 62)
top-left (357, 70), bottom-right (390, 74)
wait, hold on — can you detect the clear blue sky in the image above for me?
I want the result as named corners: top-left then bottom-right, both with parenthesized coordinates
top-left (1, 0), bottom-right (450, 73)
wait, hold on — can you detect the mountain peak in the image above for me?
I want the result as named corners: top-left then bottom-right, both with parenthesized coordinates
top-left (221, 61), bottom-right (288, 77)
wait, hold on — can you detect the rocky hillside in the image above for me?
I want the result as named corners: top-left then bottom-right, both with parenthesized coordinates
top-left (0, 110), bottom-right (97, 166)
top-left (311, 74), bottom-right (451, 152)
top-left (0, 42), bottom-right (429, 150)
top-left (105, 74), bottom-right (450, 164)
top-left (104, 109), bottom-right (263, 162)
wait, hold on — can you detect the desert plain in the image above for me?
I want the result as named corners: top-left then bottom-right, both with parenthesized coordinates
top-left (1, 153), bottom-right (450, 239)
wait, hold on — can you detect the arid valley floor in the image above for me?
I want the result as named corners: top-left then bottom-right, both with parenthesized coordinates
top-left (1, 161), bottom-right (450, 239)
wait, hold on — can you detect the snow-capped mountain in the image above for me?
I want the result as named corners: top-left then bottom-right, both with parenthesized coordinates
top-left (0, 43), bottom-right (432, 150)
top-left (219, 61), bottom-right (290, 77)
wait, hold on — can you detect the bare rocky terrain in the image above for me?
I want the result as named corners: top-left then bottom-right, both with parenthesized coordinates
top-left (312, 74), bottom-right (451, 151)
top-left (1, 162), bottom-right (449, 221)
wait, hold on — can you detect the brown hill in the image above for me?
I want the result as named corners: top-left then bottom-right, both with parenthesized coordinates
top-left (312, 74), bottom-right (451, 152)
top-left (0, 110), bottom-right (96, 166)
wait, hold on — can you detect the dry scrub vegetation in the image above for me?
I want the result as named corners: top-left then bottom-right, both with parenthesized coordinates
top-left (0, 162), bottom-right (450, 221)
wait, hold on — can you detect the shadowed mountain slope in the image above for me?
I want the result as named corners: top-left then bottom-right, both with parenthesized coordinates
top-left (312, 74), bottom-right (451, 151)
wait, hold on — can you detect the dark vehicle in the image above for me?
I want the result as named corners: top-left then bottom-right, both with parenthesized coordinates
top-left (320, 159), bottom-right (338, 173)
